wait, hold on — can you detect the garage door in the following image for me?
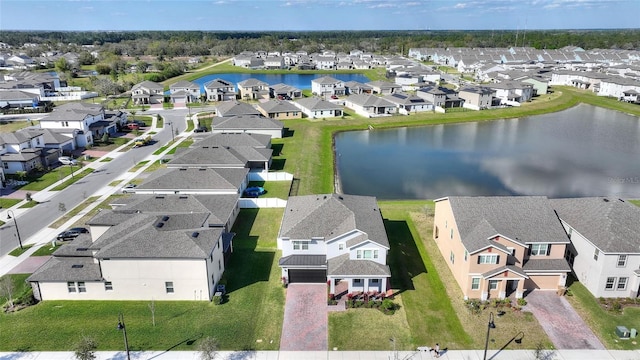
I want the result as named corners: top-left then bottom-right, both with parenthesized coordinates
top-left (288, 269), bottom-right (326, 283)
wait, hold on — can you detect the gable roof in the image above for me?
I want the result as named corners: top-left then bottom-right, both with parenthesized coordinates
top-left (170, 80), bottom-right (199, 90)
top-left (442, 196), bottom-right (569, 253)
top-left (295, 97), bottom-right (343, 111)
top-left (237, 78), bottom-right (268, 87)
top-left (204, 78), bottom-right (235, 89)
top-left (168, 145), bottom-right (270, 167)
top-left (27, 257), bottom-right (102, 282)
top-left (279, 194), bottom-right (389, 248)
top-left (132, 80), bottom-right (163, 91)
top-left (215, 101), bottom-right (260, 117)
top-left (383, 92), bottom-right (432, 106)
top-left (347, 94), bottom-right (396, 107)
top-left (42, 102), bottom-right (103, 121)
top-left (193, 132), bottom-right (271, 148)
top-left (312, 76), bottom-right (342, 85)
top-left (551, 198), bottom-right (640, 254)
top-left (328, 253), bottom-right (391, 276)
top-left (257, 99), bottom-right (299, 113)
top-left (137, 167), bottom-right (248, 192)
top-left (212, 115), bottom-right (283, 131)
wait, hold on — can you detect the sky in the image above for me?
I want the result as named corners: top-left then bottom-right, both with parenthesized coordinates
top-left (0, 0), bottom-right (639, 31)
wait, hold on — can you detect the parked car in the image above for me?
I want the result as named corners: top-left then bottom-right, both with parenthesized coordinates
top-left (122, 183), bottom-right (137, 193)
top-left (331, 95), bottom-right (339, 99)
top-left (126, 123), bottom-right (140, 130)
top-left (57, 227), bottom-right (88, 241)
top-left (194, 126), bottom-right (208, 133)
top-left (58, 156), bottom-right (77, 165)
top-left (243, 186), bottom-right (266, 198)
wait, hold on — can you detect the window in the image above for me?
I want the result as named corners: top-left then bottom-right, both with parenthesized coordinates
top-left (594, 249), bottom-right (600, 261)
top-left (531, 244), bottom-right (549, 256)
top-left (478, 254), bottom-right (499, 264)
top-left (617, 277), bottom-right (628, 290)
top-left (435, 226), bottom-right (439, 239)
top-left (77, 282), bottom-right (86, 293)
top-left (357, 250), bottom-right (378, 259)
top-left (3, 162), bottom-right (8, 169)
top-left (165, 281), bottom-right (174, 293)
top-left (104, 282), bottom-right (113, 291)
top-left (567, 227), bottom-right (573, 238)
top-left (605, 277), bottom-right (615, 290)
top-left (445, 220), bottom-right (448, 228)
top-left (67, 281), bottom-right (76, 293)
top-left (371, 279), bottom-right (380, 283)
top-left (218, 259), bottom-right (222, 271)
top-left (450, 228), bottom-right (454, 239)
top-left (617, 255), bottom-right (628, 267)
top-left (471, 277), bottom-right (481, 290)
top-left (292, 241), bottom-right (308, 250)
top-left (450, 251), bottom-right (455, 264)
top-left (489, 280), bottom-right (499, 290)
top-left (338, 243), bottom-right (344, 251)
top-left (464, 250), bottom-right (468, 262)
top-left (210, 253), bottom-right (213, 262)
top-left (353, 279), bottom-right (362, 285)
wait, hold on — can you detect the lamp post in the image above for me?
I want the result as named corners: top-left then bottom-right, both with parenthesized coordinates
top-left (483, 312), bottom-right (496, 360)
top-left (117, 313), bottom-right (130, 360)
top-left (6, 210), bottom-right (23, 250)
top-left (168, 122), bottom-right (175, 143)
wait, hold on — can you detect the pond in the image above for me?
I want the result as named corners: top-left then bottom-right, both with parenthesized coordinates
top-left (334, 104), bottom-right (640, 199)
top-left (191, 73), bottom-right (370, 92)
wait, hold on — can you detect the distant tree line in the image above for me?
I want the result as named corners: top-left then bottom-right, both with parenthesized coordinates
top-left (1, 30), bottom-right (638, 58)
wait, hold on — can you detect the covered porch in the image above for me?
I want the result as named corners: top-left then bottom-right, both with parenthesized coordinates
top-left (480, 266), bottom-right (528, 300)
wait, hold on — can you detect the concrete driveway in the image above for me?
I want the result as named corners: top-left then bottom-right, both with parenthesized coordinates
top-left (525, 290), bottom-right (605, 349)
top-left (280, 283), bottom-right (327, 351)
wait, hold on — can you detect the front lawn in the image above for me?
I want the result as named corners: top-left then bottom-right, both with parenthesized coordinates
top-left (566, 280), bottom-right (640, 350)
top-left (0, 198), bottom-right (21, 208)
top-left (8, 244), bottom-right (34, 257)
top-left (19, 166), bottom-right (87, 191)
top-left (51, 168), bottom-right (95, 191)
top-left (0, 208), bottom-right (285, 352)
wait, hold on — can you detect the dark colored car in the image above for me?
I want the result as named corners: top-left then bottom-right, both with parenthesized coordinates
top-left (57, 227), bottom-right (89, 241)
top-left (194, 126), bottom-right (208, 133)
top-left (126, 123), bottom-right (140, 130)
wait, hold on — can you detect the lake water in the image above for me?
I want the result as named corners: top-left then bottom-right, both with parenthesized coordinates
top-left (335, 104), bottom-right (640, 199)
top-left (192, 73), bottom-right (370, 92)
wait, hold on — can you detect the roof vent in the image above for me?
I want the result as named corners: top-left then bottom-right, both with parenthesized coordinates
top-left (199, 168), bottom-right (207, 171)
top-left (192, 231), bottom-right (199, 238)
top-left (179, 196), bottom-right (188, 199)
top-left (72, 264), bottom-right (84, 269)
top-left (619, 199), bottom-right (625, 202)
top-left (603, 198), bottom-right (609, 202)
top-left (338, 196), bottom-right (344, 200)
top-left (179, 168), bottom-right (187, 171)
top-left (155, 196), bottom-right (165, 199)
top-left (77, 248), bottom-right (88, 251)
top-left (162, 215), bottom-right (170, 221)
top-left (156, 222), bottom-right (165, 228)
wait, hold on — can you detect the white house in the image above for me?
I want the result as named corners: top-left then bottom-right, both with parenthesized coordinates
top-left (551, 198), bottom-right (640, 298)
top-left (204, 78), bottom-right (237, 102)
top-left (382, 92), bottom-right (434, 115)
top-left (293, 97), bottom-right (343, 119)
top-left (344, 94), bottom-right (396, 118)
top-left (278, 194), bottom-right (391, 295)
top-left (39, 102), bottom-right (117, 148)
top-left (169, 80), bottom-right (201, 104)
top-left (131, 80), bottom-right (164, 105)
top-left (28, 195), bottom-right (238, 301)
top-left (311, 76), bottom-right (345, 97)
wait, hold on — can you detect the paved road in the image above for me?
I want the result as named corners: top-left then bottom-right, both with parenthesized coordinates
top-left (0, 108), bottom-right (189, 257)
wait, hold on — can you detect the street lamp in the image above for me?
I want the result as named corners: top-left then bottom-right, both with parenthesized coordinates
top-left (483, 312), bottom-right (496, 360)
top-left (6, 210), bottom-right (23, 250)
top-left (117, 313), bottom-right (130, 360)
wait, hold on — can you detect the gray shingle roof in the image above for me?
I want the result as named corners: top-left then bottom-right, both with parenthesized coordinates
top-left (551, 198), bottom-right (640, 254)
top-left (328, 254), bottom-right (391, 276)
top-left (445, 196), bottom-right (569, 253)
top-left (137, 167), bottom-right (248, 192)
top-left (51, 234), bottom-right (94, 257)
top-left (346, 94), bottom-right (396, 107)
top-left (279, 255), bottom-right (327, 267)
top-left (522, 258), bottom-right (572, 272)
top-left (88, 212), bottom-right (224, 259)
top-left (212, 115), bottom-right (283, 130)
top-left (215, 101), bottom-right (260, 117)
top-left (168, 147), bottom-right (248, 168)
top-left (257, 100), bottom-right (299, 113)
top-left (295, 97), bottom-right (343, 111)
top-left (27, 257), bottom-right (102, 282)
top-left (193, 133), bottom-right (271, 148)
top-left (279, 194), bottom-right (389, 249)
top-left (312, 76), bottom-right (342, 85)
top-left (41, 102), bottom-right (103, 122)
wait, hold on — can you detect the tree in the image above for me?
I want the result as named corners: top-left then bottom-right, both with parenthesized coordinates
top-left (0, 276), bottom-right (16, 310)
top-left (197, 337), bottom-right (218, 360)
top-left (55, 57), bottom-right (71, 74)
top-left (73, 335), bottom-right (97, 360)
top-left (101, 132), bottom-right (110, 144)
top-left (15, 170), bottom-right (27, 181)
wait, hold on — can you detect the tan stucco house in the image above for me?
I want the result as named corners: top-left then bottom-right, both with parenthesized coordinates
top-left (433, 196), bottom-right (571, 300)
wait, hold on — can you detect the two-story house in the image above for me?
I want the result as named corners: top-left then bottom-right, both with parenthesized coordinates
top-left (204, 79), bottom-right (237, 102)
top-left (458, 86), bottom-right (497, 110)
top-left (433, 196), bottom-right (571, 300)
top-left (237, 79), bottom-right (270, 100)
top-left (131, 80), bottom-right (164, 105)
top-left (0, 129), bottom-right (48, 174)
top-left (311, 76), bottom-right (345, 97)
top-left (27, 195), bottom-right (238, 301)
top-left (39, 102), bottom-right (117, 148)
top-left (551, 198), bottom-right (640, 298)
top-left (169, 80), bottom-right (201, 104)
top-left (278, 194), bottom-right (391, 295)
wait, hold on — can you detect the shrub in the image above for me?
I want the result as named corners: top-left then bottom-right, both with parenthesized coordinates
top-left (611, 300), bottom-right (622, 313)
top-left (517, 298), bottom-right (527, 306)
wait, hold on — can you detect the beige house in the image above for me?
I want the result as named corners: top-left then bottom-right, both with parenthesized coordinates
top-left (256, 100), bottom-right (302, 120)
top-left (433, 196), bottom-right (571, 300)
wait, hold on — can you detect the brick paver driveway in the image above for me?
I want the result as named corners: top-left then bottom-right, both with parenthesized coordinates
top-left (280, 283), bottom-right (327, 351)
top-left (525, 290), bottom-right (605, 349)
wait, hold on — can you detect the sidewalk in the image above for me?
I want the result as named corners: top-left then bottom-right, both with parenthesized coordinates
top-left (0, 115), bottom-right (188, 277)
top-left (1, 349), bottom-right (640, 360)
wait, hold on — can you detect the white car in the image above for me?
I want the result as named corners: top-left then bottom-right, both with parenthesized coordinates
top-left (58, 156), bottom-right (77, 165)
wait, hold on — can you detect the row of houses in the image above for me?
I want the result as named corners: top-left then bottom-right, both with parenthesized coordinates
top-left (433, 196), bottom-right (640, 300)
top-left (0, 71), bottom-right (97, 107)
top-left (232, 49), bottom-right (410, 70)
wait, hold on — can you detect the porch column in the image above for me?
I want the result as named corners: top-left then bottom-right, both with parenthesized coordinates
top-left (381, 278), bottom-right (388, 293)
top-left (516, 280), bottom-right (525, 299)
top-left (498, 280), bottom-right (506, 299)
top-left (329, 277), bottom-right (335, 294)
top-left (364, 278), bottom-right (369, 293)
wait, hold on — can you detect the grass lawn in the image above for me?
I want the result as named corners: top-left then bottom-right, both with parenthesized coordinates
top-left (31, 243), bottom-right (61, 256)
top-left (128, 160), bottom-right (150, 172)
top-left (0, 119), bottom-right (37, 132)
top-left (247, 181), bottom-right (291, 200)
top-left (8, 244), bottom-right (34, 257)
top-left (566, 280), bottom-right (640, 350)
top-left (629, 200), bottom-right (640, 207)
top-left (143, 160), bottom-right (167, 173)
top-left (0, 198), bottom-right (22, 208)
top-left (19, 166), bottom-right (86, 191)
top-left (0, 274), bottom-right (32, 306)
top-left (18, 200), bottom-right (38, 208)
top-left (51, 168), bottom-right (95, 191)
top-left (0, 208), bottom-right (285, 352)
top-left (100, 157), bottom-right (114, 162)
top-left (49, 196), bottom-right (99, 228)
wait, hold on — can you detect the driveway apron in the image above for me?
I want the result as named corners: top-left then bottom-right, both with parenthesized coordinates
top-left (280, 283), bottom-right (328, 351)
top-left (525, 290), bottom-right (605, 349)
